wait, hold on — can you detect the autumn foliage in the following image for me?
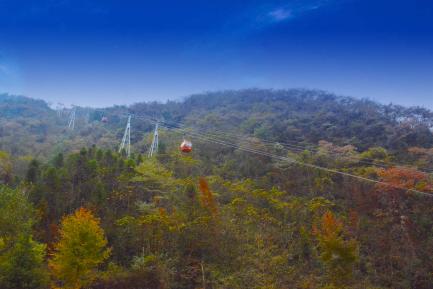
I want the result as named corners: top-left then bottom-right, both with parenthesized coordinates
top-left (376, 166), bottom-right (432, 193)
top-left (198, 177), bottom-right (218, 216)
top-left (313, 211), bottom-right (358, 286)
top-left (49, 208), bottom-right (110, 289)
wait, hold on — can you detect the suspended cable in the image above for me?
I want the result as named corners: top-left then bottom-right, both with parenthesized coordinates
top-left (155, 122), bottom-right (433, 198)
top-left (131, 114), bottom-right (432, 172)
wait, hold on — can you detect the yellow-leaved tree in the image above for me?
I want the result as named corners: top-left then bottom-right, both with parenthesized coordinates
top-left (49, 207), bottom-right (111, 289)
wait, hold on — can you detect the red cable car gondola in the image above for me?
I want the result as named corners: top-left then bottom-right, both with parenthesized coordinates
top-left (101, 116), bottom-right (108, 123)
top-left (180, 139), bottom-right (192, 153)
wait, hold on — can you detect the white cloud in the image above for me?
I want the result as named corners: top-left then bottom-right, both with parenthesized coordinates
top-left (268, 8), bottom-right (292, 22)
top-left (264, 1), bottom-right (332, 24)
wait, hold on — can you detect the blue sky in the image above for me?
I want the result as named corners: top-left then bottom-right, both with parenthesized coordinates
top-left (0, 0), bottom-right (432, 108)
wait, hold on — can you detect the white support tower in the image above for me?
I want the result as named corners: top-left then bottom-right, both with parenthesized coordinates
top-left (148, 122), bottom-right (159, 158)
top-left (119, 115), bottom-right (131, 158)
top-left (68, 108), bottom-right (76, 130)
top-left (56, 103), bottom-right (65, 117)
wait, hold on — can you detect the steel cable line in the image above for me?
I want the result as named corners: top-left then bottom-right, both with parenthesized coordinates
top-left (129, 114), bottom-right (431, 172)
top-left (176, 122), bottom-right (427, 170)
top-left (129, 116), bottom-right (388, 162)
top-left (88, 113), bottom-right (433, 175)
top-left (129, 116), bottom-right (354, 154)
top-left (172, 119), bottom-right (433, 173)
top-left (155, 122), bottom-right (433, 198)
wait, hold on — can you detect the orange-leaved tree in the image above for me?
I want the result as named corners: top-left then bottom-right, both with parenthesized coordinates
top-left (49, 207), bottom-right (111, 289)
top-left (313, 210), bottom-right (358, 287)
top-left (198, 177), bottom-right (218, 216)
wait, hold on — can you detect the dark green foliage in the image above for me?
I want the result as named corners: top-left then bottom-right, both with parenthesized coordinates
top-left (0, 186), bottom-right (48, 289)
top-left (0, 235), bottom-right (48, 289)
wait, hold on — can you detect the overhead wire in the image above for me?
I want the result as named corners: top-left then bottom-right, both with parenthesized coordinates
top-left (129, 114), bottom-right (432, 172)
top-left (154, 121), bottom-right (433, 198)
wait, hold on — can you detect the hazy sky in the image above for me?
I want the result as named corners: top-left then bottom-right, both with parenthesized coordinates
top-left (0, 0), bottom-right (432, 108)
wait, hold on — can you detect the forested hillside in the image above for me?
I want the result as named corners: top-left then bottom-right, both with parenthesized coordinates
top-left (2, 89), bottom-right (433, 158)
top-left (1, 89), bottom-right (433, 289)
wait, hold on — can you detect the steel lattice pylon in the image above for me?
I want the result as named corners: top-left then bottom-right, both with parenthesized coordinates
top-left (119, 115), bottom-right (131, 158)
top-left (148, 122), bottom-right (159, 158)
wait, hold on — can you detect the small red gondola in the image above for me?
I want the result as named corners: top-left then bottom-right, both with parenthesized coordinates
top-left (180, 139), bottom-right (192, 153)
top-left (101, 116), bottom-right (108, 123)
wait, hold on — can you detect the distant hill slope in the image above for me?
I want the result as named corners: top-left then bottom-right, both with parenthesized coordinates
top-left (130, 89), bottom-right (433, 151)
top-left (1, 89), bottom-right (433, 158)
top-left (0, 93), bottom-right (52, 118)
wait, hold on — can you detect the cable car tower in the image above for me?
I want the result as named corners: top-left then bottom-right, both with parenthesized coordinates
top-left (56, 103), bottom-right (65, 117)
top-left (68, 108), bottom-right (76, 130)
top-left (119, 115), bottom-right (131, 158)
top-left (148, 122), bottom-right (159, 158)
